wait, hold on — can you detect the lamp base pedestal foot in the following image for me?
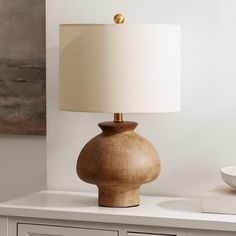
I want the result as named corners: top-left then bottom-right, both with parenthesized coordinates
top-left (98, 187), bottom-right (139, 208)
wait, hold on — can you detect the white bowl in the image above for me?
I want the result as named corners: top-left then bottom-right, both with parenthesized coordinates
top-left (221, 166), bottom-right (236, 189)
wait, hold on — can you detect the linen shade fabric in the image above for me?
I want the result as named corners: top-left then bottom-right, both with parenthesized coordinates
top-left (59, 24), bottom-right (181, 113)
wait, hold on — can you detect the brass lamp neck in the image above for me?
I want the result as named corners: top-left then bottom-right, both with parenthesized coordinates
top-left (113, 14), bottom-right (124, 123)
top-left (114, 113), bottom-right (123, 123)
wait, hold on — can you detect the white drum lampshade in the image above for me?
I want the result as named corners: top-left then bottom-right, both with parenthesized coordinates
top-left (59, 24), bottom-right (181, 113)
top-left (59, 18), bottom-right (181, 208)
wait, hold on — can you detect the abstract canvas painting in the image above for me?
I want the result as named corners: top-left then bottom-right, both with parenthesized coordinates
top-left (0, 0), bottom-right (46, 135)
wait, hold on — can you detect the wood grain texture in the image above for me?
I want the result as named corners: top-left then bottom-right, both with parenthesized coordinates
top-left (77, 121), bottom-right (160, 207)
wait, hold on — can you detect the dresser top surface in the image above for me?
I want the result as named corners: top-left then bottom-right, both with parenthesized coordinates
top-left (0, 190), bottom-right (235, 231)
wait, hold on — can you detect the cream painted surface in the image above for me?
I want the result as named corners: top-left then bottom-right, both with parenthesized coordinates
top-left (46, 0), bottom-right (236, 197)
top-left (0, 216), bottom-right (7, 236)
top-left (1, 190), bottom-right (236, 232)
top-left (0, 135), bottom-right (46, 202)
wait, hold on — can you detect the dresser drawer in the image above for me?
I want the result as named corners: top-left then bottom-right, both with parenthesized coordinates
top-left (127, 233), bottom-right (176, 236)
top-left (18, 223), bottom-right (118, 236)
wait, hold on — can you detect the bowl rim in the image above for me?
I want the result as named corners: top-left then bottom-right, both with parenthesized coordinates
top-left (221, 166), bottom-right (236, 177)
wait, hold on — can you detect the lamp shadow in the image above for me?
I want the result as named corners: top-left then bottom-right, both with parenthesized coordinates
top-left (158, 198), bottom-right (201, 213)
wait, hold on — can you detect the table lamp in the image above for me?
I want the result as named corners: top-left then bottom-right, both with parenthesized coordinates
top-left (59, 14), bottom-right (181, 207)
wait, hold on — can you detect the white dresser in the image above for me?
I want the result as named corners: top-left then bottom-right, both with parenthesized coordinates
top-left (0, 191), bottom-right (235, 236)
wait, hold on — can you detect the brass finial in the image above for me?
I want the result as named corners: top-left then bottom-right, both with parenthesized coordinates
top-left (114, 113), bottom-right (123, 123)
top-left (113, 14), bottom-right (125, 24)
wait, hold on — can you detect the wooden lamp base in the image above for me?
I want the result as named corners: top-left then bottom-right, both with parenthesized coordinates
top-left (98, 186), bottom-right (140, 207)
top-left (77, 121), bottom-right (160, 207)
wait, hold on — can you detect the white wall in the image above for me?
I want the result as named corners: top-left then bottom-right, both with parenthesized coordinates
top-left (0, 136), bottom-right (46, 202)
top-left (46, 0), bottom-right (236, 197)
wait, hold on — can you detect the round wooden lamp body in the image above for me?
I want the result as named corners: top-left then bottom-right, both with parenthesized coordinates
top-left (77, 121), bottom-right (161, 207)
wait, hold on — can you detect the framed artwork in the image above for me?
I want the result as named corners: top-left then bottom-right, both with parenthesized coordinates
top-left (0, 0), bottom-right (46, 135)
